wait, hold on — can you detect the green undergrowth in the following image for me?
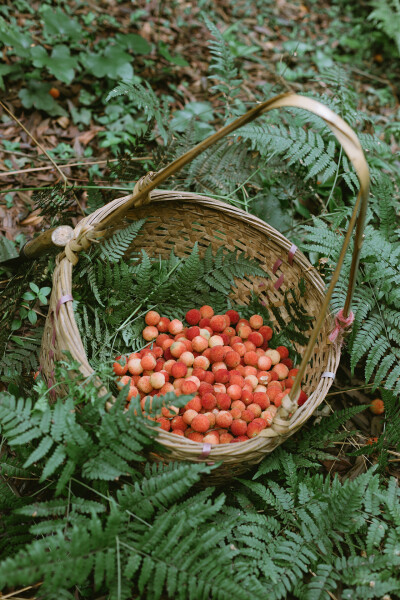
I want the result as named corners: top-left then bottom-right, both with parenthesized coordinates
top-left (1, 359), bottom-right (399, 600)
top-left (1, 1), bottom-right (400, 598)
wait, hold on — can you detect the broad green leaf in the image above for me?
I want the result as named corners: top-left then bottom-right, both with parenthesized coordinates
top-left (80, 46), bottom-right (134, 80)
top-left (41, 7), bottom-right (83, 42)
top-left (115, 33), bottom-right (151, 54)
top-left (32, 44), bottom-right (78, 84)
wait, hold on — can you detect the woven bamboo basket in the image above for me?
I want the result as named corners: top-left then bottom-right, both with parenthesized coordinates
top-left (39, 93), bottom-right (369, 480)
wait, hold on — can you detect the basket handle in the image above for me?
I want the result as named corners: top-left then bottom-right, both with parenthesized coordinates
top-left (70, 92), bottom-right (370, 403)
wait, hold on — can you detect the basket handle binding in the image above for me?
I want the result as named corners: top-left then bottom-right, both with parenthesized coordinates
top-left (65, 92), bottom-right (370, 406)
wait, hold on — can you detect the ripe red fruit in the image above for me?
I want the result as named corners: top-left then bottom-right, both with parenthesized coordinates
top-left (156, 417), bottom-right (171, 431)
top-left (142, 326), bottom-right (158, 341)
top-left (259, 325), bottom-right (273, 341)
top-left (210, 346), bottom-right (226, 363)
top-left (113, 355), bottom-right (128, 376)
top-left (225, 350), bottom-right (240, 368)
top-left (370, 399), bottom-right (384, 415)
top-left (243, 351), bottom-right (258, 366)
top-left (247, 421), bottom-right (262, 438)
top-left (272, 363), bottom-right (289, 380)
top-left (210, 315), bottom-right (226, 332)
top-left (157, 317), bottom-right (170, 332)
top-left (201, 393), bottom-right (217, 410)
top-left (49, 87), bottom-right (60, 99)
top-left (171, 415), bottom-right (187, 431)
top-left (241, 409), bottom-right (255, 423)
top-left (237, 324), bottom-right (252, 339)
top-left (185, 396), bottom-right (202, 412)
top-left (200, 305), bottom-right (214, 319)
top-left (227, 384), bottom-right (242, 400)
top-left (216, 411), bottom-right (233, 428)
top-left (253, 417), bottom-right (267, 430)
top-left (276, 345), bottom-right (289, 359)
top-left (216, 392), bottom-right (231, 410)
top-left (249, 314), bottom-right (263, 329)
top-left (191, 414), bottom-right (211, 433)
top-left (220, 432), bottom-right (234, 444)
top-left (145, 310), bottom-right (161, 326)
top-left (231, 435), bottom-right (249, 443)
top-left (230, 419), bottom-right (247, 436)
top-left (187, 432), bottom-right (204, 442)
top-left (253, 392), bottom-right (270, 410)
top-left (298, 390), bottom-right (308, 407)
top-left (281, 357), bottom-right (293, 369)
top-left (186, 308), bottom-right (201, 325)
top-left (181, 380), bottom-right (198, 395)
top-left (231, 342), bottom-right (246, 357)
top-left (225, 309), bottom-right (240, 325)
top-left (192, 336), bottom-right (209, 353)
top-left (187, 326), bottom-right (200, 340)
top-left (141, 354), bottom-right (157, 371)
top-left (214, 369), bottom-right (230, 384)
top-left (248, 332), bottom-right (263, 347)
top-left (172, 429), bottom-right (184, 436)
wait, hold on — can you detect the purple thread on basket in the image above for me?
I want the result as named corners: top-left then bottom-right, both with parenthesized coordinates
top-left (200, 443), bottom-right (211, 459)
top-left (288, 244), bottom-right (297, 265)
top-left (274, 273), bottom-right (284, 290)
top-left (261, 300), bottom-right (267, 306)
top-left (272, 259), bottom-right (282, 275)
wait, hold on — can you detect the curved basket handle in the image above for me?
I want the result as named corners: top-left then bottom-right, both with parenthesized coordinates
top-left (74, 92), bottom-right (370, 403)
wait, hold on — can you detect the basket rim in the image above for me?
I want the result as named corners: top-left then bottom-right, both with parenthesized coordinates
top-left (42, 189), bottom-right (340, 463)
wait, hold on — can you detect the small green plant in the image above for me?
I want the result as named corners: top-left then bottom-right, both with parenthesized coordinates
top-left (12, 282), bottom-right (51, 329)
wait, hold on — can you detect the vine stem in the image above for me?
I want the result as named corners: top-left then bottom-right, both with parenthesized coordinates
top-left (0, 100), bottom-right (68, 189)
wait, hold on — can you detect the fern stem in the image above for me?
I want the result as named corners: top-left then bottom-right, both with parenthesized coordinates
top-left (116, 535), bottom-right (121, 600)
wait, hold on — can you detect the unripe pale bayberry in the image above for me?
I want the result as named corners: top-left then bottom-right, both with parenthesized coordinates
top-left (265, 349), bottom-right (280, 365)
top-left (183, 409), bottom-right (198, 424)
top-left (137, 376), bottom-right (152, 394)
top-left (213, 383), bottom-right (226, 394)
top-left (203, 432), bottom-right (219, 445)
top-left (257, 355), bottom-right (272, 371)
top-left (272, 363), bottom-right (289, 380)
top-left (203, 411), bottom-right (215, 427)
top-left (209, 335), bottom-right (224, 348)
top-left (186, 308), bottom-right (201, 325)
top-left (191, 414), bottom-right (210, 433)
top-left (170, 341), bottom-right (186, 358)
top-left (145, 310), bottom-right (161, 326)
top-left (193, 355), bottom-right (210, 370)
top-left (142, 326), bottom-right (158, 341)
top-left (168, 319), bottom-right (183, 335)
top-left (149, 372), bottom-right (165, 390)
top-left (180, 351), bottom-right (195, 366)
top-left (192, 336), bottom-right (209, 353)
top-left (216, 410), bottom-right (233, 428)
top-left (244, 374), bottom-right (258, 390)
top-left (128, 358), bottom-right (143, 375)
top-left (227, 384), bottom-right (242, 400)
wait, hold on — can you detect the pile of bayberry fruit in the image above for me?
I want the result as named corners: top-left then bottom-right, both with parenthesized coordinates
top-left (113, 306), bottom-right (308, 444)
